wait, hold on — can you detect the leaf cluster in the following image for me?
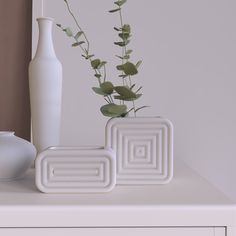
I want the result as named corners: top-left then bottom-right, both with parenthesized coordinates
top-left (57, 0), bottom-right (148, 118)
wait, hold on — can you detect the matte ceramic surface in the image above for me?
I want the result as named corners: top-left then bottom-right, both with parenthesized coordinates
top-left (0, 132), bottom-right (36, 180)
top-left (35, 147), bottom-right (116, 193)
top-left (29, 17), bottom-right (62, 153)
top-left (106, 117), bottom-right (173, 185)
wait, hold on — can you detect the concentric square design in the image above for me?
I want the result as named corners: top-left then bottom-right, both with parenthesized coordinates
top-left (106, 117), bottom-right (173, 185)
top-left (35, 147), bottom-right (116, 193)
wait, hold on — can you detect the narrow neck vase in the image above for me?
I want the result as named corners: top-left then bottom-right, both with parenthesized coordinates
top-left (29, 17), bottom-right (62, 153)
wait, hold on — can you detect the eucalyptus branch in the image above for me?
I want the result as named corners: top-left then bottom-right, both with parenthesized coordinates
top-left (118, 6), bottom-right (137, 116)
top-left (103, 64), bottom-right (107, 82)
top-left (61, 1), bottom-right (103, 85)
top-left (104, 97), bottom-right (110, 104)
top-left (58, 0), bottom-right (147, 117)
top-left (64, 0), bottom-right (90, 53)
top-left (119, 8), bottom-right (126, 88)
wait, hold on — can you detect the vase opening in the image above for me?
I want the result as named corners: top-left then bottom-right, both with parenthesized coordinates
top-left (36, 17), bottom-right (54, 22)
top-left (0, 131), bottom-right (15, 136)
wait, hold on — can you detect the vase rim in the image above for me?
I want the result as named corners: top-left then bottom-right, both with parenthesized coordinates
top-left (48, 146), bottom-right (104, 151)
top-left (0, 131), bottom-right (15, 136)
top-left (37, 17), bottom-right (54, 22)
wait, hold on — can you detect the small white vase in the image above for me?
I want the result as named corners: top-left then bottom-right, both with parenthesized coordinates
top-left (0, 132), bottom-right (36, 180)
top-left (35, 147), bottom-right (116, 193)
top-left (29, 17), bottom-right (62, 153)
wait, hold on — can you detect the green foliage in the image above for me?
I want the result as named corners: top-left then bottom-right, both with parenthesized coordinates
top-left (74, 31), bottom-right (83, 40)
top-left (115, 86), bottom-right (137, 99)
top-left (136, 60), bottom-right (142, 68)
top-left (92, 87), bottom-right (107, 96)
top-left (100, 82), bottom-right (114, 95)
top-left (122, 24), bottom-right (131, 33)
top-left (114, 0), bottom-right (127, 7)
top-left (126, 49), bottom-right (133, 54)
top-left (109, 8), bottom-right (120, 13)
top-left (58, 0), bottom-right (147, 118)
top-left (91, 59), bottom-right (101, 69)
top-left (63, 27), bottom-right (73, 37)
top-left (116, 62), bottom-right (138, 75)
top-left (94, 73), bottom-right (102, 79)
top-left (72, 41), bottom-right (85, 47)
top-left (100, 104), bottom-right (127, 117)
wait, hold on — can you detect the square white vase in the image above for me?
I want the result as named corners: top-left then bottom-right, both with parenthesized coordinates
top-left (106, 117), bottom-right (173, 185)
top-left (35, 147), bottom-right (116, 193)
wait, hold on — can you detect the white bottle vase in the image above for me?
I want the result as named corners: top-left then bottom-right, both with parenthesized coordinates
top-left (29, 17), bottom-right (62, 153)
top-left (0, 132), bottom-right (36, 181)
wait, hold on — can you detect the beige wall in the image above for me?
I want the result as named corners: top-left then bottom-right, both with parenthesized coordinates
top-left (0, 0), bottom-right (32, 140)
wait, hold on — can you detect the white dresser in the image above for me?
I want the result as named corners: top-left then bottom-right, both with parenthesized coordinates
top-left (0, 161), bottom-right (235, 236)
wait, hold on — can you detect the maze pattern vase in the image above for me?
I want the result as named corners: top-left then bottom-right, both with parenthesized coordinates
top-left (106, 117), bottom-right (173, 185)
top-left (35, 147), bottom-right (116, 193)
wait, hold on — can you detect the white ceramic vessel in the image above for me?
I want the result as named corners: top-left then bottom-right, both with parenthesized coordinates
top-left (0, 132), bottom-right (36, 180)
top-left (106, 117), bottom-right (174, 185)
top-left (35, 147), bottom-right (116, 193)
top-left (29, 17), bottom-right (62, 153)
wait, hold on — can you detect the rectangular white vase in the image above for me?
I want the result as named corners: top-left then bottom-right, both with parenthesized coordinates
top-left (106, 117), bottom-right (173, 185)
top-left (35, 147), bottom-right (116, 193)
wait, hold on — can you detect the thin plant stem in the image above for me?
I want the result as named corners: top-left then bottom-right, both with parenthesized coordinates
top-left (119, 6), bottom-right (136, 116)
top-left (63, 3), bottom-right (103, 85)
top-left (104, 97), bottom-right (110, 104)
top-left (64, 0), bottom-right (106, 88)
top-left (109, 95), bottom-right (114, 103)
top-left (129, 76), bottom-right (136, 116)
top-left (103, 65), bottom-right (107, 82)
top-left (119, 7), bottom-right (126, 90)
top-left (64, 0), bottom-right (90, 53)
top-left (64, 0), bottom-right (103, 86)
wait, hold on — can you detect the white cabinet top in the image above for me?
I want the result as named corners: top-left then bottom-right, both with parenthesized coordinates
top-left (0, 161), bottom-right (235, 227)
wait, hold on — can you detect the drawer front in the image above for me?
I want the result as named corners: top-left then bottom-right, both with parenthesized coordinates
top-left (0, 227), bottom-right (225, 236)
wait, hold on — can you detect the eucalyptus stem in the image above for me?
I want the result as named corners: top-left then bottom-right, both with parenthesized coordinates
top-left (119, 7), bottom-right (126, 89)
top-left (104, 97), bottom-right (110, 104)
top-left (119, 6), bottom-right (124, 28)
top-left (64, 0), bottom-right (90, 53)
top-left (119, 6), bottom-right (136, 116)
top-left (128, 75), bottom-right (136, 116)
top-left (103, 64), bottom-right (107, 82)
top-left (64, 1), bottom-right (103, 85)
top-left (109, 95), bottom-right (114, 103)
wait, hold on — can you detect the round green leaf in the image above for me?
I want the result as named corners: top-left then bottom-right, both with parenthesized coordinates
top-left (92, 87), bottom-right (106, 96)
top-left (122, 24), bottom-right (131, 33)
top-left (126, 49), bottom-right (133, 55)
top-left (74, 31), bottom-right (83, 40)
top-left (97, 61), bottom-right (107, 69)
top-left (100, 104), bottom-right (127, 117)
top-left (91, 59), bottom-right (101, 69)
top-left (114, 86), bottom-right (137, 99)
top-left (114, 0), bottom-right (127, 7)
top-left (114, 93), bottom-right (142, 101)
top-left (119, 32), bottom-right (130, 40)
top-left (122, 62), bottom-right (138, 75)
top-left (63, 27), bottom-right (73, 37)
top-left (100, 82), bottom-right (114, 95)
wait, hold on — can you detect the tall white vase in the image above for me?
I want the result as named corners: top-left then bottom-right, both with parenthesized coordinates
top-left (29, 17), bottom-right (62, 153)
